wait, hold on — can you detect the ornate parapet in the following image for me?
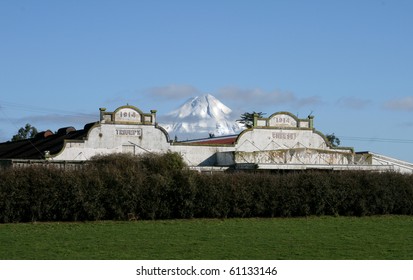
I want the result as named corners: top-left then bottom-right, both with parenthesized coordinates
top-left (255, 111), bottom-right (313, 129)
top-left (99, 105), bottom-right (157, 125)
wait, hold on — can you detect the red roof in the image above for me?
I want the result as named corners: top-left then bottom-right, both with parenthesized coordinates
top-left (180, 135), bottom-right (238, 145)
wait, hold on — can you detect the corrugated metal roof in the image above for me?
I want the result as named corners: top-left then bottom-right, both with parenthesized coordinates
top-left (0, 122), bottom-right (97, 159)
top-left (178, 135), bottom-right (238, 145)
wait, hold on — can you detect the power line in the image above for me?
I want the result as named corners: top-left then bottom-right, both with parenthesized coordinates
top-left (338, 136), bottom-right (413, 144)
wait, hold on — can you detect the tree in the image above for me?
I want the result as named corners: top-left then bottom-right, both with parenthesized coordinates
top-left (326, 133), bottom-right (340, 147)
top-left (11, 123), bottom-right (38, 141)
top-left (237, 111), bottom-right (266, 128)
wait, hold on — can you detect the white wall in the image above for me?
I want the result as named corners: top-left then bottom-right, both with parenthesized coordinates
top-left (49, 107), bottom-right (413, 173)
top-left (52, 123), bottom-right (171, 161)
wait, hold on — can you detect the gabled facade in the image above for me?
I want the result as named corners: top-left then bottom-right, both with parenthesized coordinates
top-left (52, 105), bottom-right (170, 160)
top-left (224, 112), bottom-right (355, 168)
top-left (1, 105), bottom-right (413, 174)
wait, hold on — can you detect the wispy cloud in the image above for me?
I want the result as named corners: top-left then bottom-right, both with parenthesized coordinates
top-left (217, 87), bottom-right (294, 104)
top-left (384, 96), bottom-right (413, 112)
top-left (216, 86), bottom-right (322, 109)
top-left (105, 84), bottom-right (323, 116)
top-left (0, 113), bottom-right (98, 128)
top-left (297, 96), bottom-right (324, 107)
top-left (401, 121), bottom-right (413, 127)
top-left (337, 97), bottom-right (372, 110)
top-left (104, 96), bottom-right (140, 106)
top-left (103, 88), bottom-right (155, 107)
top-left (146, 84), bottom-right (200, 100)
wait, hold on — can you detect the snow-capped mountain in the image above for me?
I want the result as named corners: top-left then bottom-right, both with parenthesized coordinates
top-left (160, 94), bottom-right (244, 140)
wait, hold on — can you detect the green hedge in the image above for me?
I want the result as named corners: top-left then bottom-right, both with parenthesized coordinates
top-left (1, 153), bottom-right (413, 222)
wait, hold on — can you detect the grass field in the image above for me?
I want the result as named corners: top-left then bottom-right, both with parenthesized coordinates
top-left (1, 216), bottom-right (412, 260)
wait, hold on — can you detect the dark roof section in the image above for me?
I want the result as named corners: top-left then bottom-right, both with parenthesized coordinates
top-left (0, 122), bottom-right (98, 159)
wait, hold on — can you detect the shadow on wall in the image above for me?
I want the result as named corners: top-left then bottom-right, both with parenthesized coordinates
top-left (198, 154), bottom-right (217, 166)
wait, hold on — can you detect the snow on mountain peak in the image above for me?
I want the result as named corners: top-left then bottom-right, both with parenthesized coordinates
top-left (160, 94), bottom-right (243, 139)
top-left (169, 94), bottom-right (232, 120)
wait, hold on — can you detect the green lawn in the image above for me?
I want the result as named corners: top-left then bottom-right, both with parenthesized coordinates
top-left (1, 216), bottom-right (412, 259)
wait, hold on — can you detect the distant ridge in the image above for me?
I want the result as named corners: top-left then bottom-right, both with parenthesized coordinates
top-left (160, 94), bottom-right (244, 140)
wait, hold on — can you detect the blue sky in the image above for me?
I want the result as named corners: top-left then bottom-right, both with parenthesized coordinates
top-left (1, 0), bottom-right (413, 162)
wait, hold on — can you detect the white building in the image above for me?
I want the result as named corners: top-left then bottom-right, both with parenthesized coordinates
top-left (1, 105), bottom-right (413, 174)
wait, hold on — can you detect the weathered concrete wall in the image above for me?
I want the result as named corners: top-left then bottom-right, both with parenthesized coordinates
top-left (171, 144), bottom-right (234, 166)
top-left (52, 123), bottom-right (171, 161)
top-left (233, 148), bottom-right (355, 165)
top-left (52, 123), bottom-right (234, 166)
top-left (230, 124), bottom-right (355, 167)
top-left (46, 106), bottom-right (413, 174)
top-left (235, 128), bottom-right (351, 153)
top-left (49, 108), bottom-right (357, 166)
